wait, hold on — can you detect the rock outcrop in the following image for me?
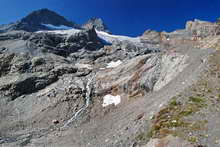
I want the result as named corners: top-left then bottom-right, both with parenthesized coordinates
top-left (29, 27), bottom-right (103, 56)
top-left (82, 17), bottom-right (110, 33)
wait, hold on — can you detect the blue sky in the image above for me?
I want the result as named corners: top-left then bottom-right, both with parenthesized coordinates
top-left (1, 0), bottom-right (220, 36)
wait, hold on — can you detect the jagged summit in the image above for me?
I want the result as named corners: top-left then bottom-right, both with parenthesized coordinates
top-left (17, 8), bottom-right (80, 32)
top-left (82, 17), bottom-right (110, 33)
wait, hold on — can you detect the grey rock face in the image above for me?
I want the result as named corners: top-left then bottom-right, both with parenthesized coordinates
top-left (0, 53), bottom-right (16, 76)
top-left (28, 27), bottom-right (103, 56)
top-left (141, 30), bottom-right (161, 45)
top-left (0, 52), bottom-right (92, 102)
top-left (82, 18), bottom-right (110, 33)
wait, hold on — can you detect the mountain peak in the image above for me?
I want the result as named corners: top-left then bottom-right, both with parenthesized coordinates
top-left (1, 9), bottom-right (111, 33)
top-left (82, 17), bottom-right (110, 33)
top-left (14, 8), bottom-right (79, 32)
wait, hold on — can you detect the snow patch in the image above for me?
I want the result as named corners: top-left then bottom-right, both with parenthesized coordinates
top-left (36, 28), bottom-right (81, 37)
top-left (102, 94), bottom-right (121, 107)
top-left (75, 63), bottom-right (93, 70)
top-left (107, 60), bottom-right (122, 68)
top-left (42, 24), bottom-right (73, 30)
top-left (96, 30), bottom-right (141, 45)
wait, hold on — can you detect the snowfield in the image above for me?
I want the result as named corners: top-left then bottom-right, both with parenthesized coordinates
top-left (75, 63), bottom-right (93, 70)
top-left (106, 60), bottom-right (122, 68)
top-left (102, 94), bottom-right (121, 107)
top-left (96, 30), bottom-right (141, 45)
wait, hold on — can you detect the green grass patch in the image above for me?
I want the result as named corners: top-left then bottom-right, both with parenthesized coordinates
top-left (143, 96), bottom-right (208, 141)
top-left (189, 96), bottom-right (206, 103)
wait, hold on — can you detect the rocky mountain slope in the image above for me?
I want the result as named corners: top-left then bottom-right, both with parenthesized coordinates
top-left (0, 9), bottom-right (220, 147)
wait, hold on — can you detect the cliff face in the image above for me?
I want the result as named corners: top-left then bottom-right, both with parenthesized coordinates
top-left (0, 9), bottom-right (220, 147)
top-left (185, 19), bottom-right (220, 38)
